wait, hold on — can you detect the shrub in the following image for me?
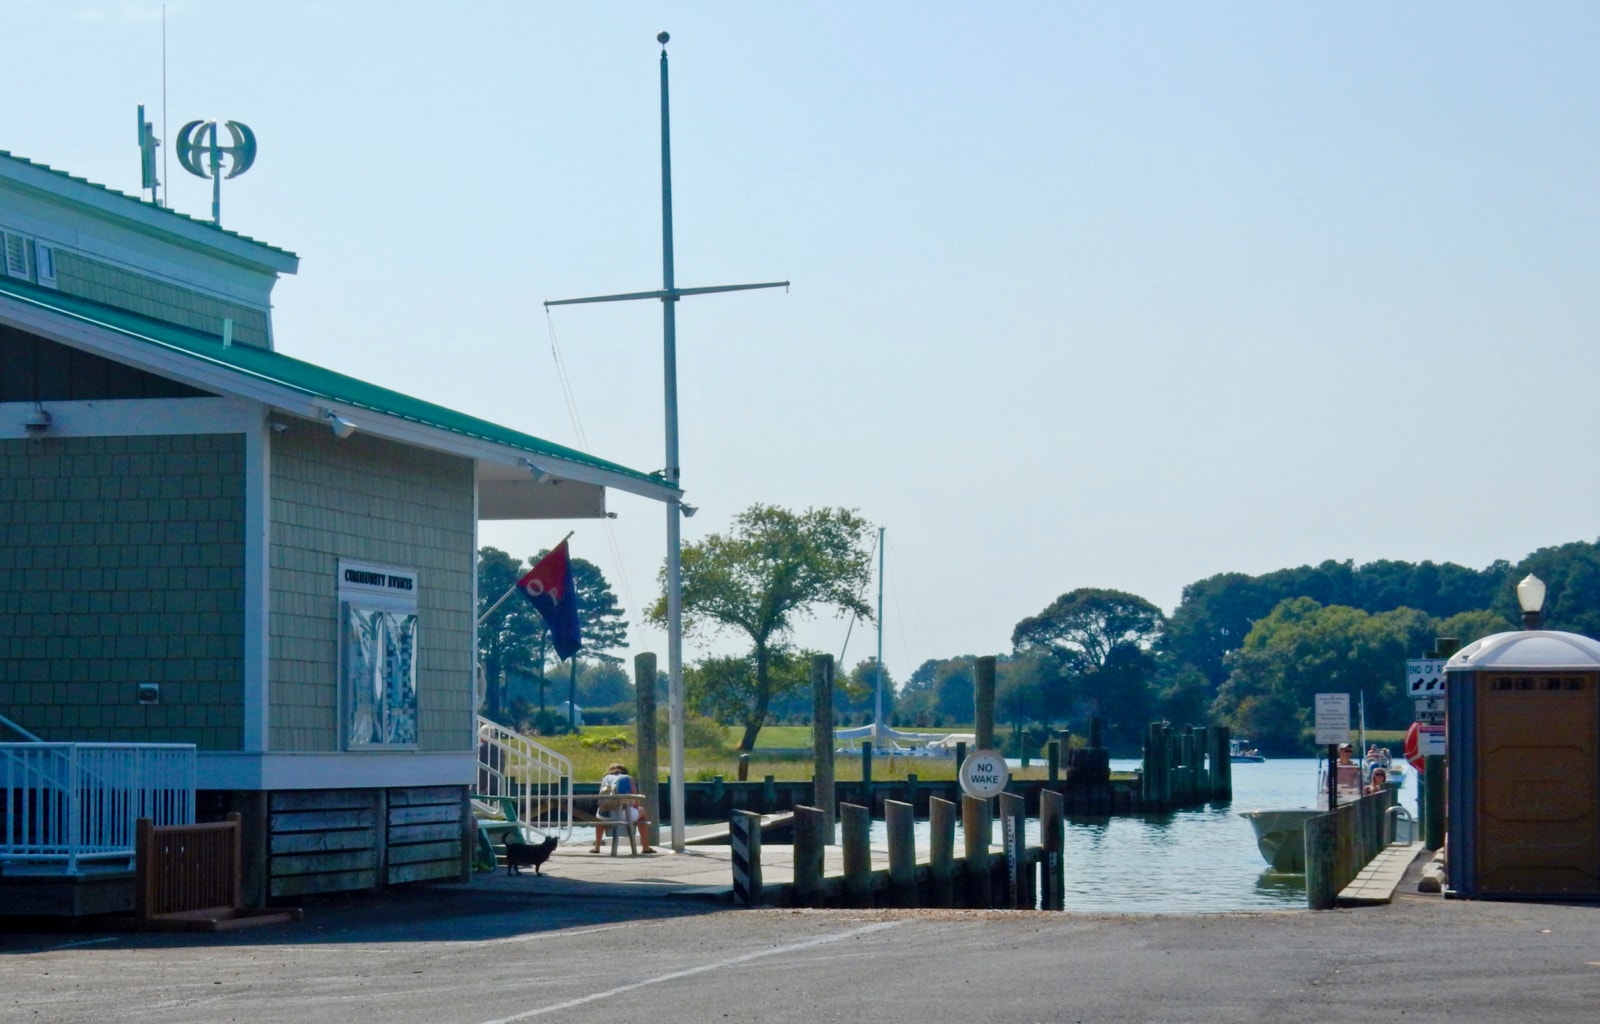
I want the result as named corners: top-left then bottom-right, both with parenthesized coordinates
top-left (580, 732), bottom-right (633, 752)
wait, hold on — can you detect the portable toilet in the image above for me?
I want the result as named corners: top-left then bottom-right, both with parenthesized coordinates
top-left (1445, 630), bottom-right (1600, 899)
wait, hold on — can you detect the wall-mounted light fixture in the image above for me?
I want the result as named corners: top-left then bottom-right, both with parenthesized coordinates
top-left (269, 421), bottom-right (290, 434)
top-left (679, 502), bottom-right (698, 518)
top-left (325, 410), bottom-right (356, 439)
top-left (1517, 573), bottom-right (1547, 630)
top-left (23, 404), bottom-right (52, 439)
top-left (523, 458), bottom-right (553, 483)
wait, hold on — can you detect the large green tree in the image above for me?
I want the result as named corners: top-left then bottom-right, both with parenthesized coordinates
top-left (1209, 597), bottom-right (1435, 751)
top-left (1012, 588), bottom-right (1165, 741)
top-left (654, 504), bottom-right (874, 751)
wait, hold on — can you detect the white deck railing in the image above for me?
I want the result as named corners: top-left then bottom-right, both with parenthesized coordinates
top-left (1, 743), bottom-right (196, 875)
top-left (475, 716), bottom-right (572, 841)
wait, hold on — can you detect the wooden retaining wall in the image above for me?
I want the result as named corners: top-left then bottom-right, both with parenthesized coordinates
top-left (198, 785), bottom-right (469, 902)
top-left (1305, 788), bottom-right (1395, 910)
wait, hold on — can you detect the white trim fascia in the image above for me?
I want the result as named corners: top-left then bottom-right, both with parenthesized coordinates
top-left (197, 751), bottom-right (476, 791)
top-left (0, 394), bottom-right (260, 439)
top-left (0, 293), bottom-right (678, 504)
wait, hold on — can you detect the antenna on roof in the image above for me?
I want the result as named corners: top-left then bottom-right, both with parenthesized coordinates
top-left (137, 105), bottom-right (161, 205)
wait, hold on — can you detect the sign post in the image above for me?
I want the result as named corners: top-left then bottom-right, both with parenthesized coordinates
top-left (1314, 693), bottom-right (1350, 809)
top-left (958, 749), bottom-right (1010, 801)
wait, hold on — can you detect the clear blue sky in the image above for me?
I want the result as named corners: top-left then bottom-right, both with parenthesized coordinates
top-left (8, 2), bottom-right (1598, 686)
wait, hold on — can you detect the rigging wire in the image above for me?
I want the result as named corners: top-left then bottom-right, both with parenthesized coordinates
top-left (543, 308), bottom-right (640, 626)
top-left (885, 536), bottom-right (936, 678)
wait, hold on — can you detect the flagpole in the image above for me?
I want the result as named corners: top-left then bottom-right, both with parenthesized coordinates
top-left (543, 33), bottom-right (788, 852)
top-left (476, 530), bottom-right (574, 626)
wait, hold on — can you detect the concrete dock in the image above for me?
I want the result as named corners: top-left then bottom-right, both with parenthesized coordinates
top-left (455, 832), bottom-right (898, 904)
top-left (455, 833), bottom-right (1424, 907)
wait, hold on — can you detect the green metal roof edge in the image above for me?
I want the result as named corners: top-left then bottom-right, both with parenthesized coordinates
top-left (0, 150), bottom-right (299, 260)
top-left (0, 275), bottom-right (673, 491)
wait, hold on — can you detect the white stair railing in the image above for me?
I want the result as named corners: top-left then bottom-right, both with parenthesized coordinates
top-left (475, 716), bottom-right (572, 842)
top-left (1, 743), bottom-right (196, 875)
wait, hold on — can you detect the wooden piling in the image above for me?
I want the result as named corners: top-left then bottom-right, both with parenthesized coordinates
top-left (861, 745), bottom-right (873, 810)
top-left (738, 753), bottom-right (750, 782)
top-left (633, 652), bottom-right (659, 849)
top-left (811, 655), bottom-right (836, 841)
top-left (962, 794), bottom-right (992, 908)
top-left (885, 799), bottom-right (917, 908)
top-left (974, 656), bottom-right (996, 751)
top-left (840, 802), bottom-right (872, 908)
top-left (1047, 740), bottom-right (1060, 784)
top-left (1423, 754), bottom-right (1446, 851)
top-left (1213, 725), bottom-right (1232, 800)
top-left (793, 805), bottom-right (828, 907)
top-left (1039, 789), bottom-right (1065, 910)
top-left (998, 791), bottom-right (1026, 909)
top-left (904, 772), bottom-right (919, 812)
top-left (928, 796), bottom-right (956, 908)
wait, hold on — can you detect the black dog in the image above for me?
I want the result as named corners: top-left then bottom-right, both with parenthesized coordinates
top-left (505, 833), bottom-right (558, 875)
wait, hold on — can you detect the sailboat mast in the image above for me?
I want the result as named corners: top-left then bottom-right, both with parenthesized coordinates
top-left (874, 526), bottom-right (885, 746)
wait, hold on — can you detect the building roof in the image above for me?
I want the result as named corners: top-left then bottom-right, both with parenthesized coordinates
top-left (1446, 630), bottom-right (1600, 671)
top-left (0, 149), bottom-right (298, 272)
top-left (0, 273), bottom-right (676, 502)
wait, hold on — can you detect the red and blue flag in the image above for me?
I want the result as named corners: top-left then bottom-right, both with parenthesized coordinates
top-left (516, 540), bottom-right (581, 661)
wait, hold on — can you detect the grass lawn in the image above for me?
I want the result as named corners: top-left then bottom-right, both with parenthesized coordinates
top-left (530, 724), bottom-right (1074, 784)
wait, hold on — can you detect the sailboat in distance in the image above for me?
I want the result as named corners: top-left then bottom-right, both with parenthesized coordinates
top-left (832, 527), bottom-right (969, 757)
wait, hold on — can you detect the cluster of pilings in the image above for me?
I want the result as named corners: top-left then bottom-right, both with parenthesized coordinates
top-left (1140, 722), bottom-right (1232, 811)
top-left (731, 790), bottom-right (1066, 910)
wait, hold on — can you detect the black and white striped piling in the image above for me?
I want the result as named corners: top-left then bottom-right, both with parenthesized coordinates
top-left (730, 809), bottom-right (763, 907)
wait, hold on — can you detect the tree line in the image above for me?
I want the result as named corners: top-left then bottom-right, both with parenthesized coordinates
top-left (478, 509), bottom-right (1600, 756)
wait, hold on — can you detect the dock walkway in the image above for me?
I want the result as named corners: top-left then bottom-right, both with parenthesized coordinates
top-left (1336, 841), bottom-right (1422, 906)
top-left (447, 836), bottom-right (1425, 908)
top-left (450, 836), bottom-right (894, 904)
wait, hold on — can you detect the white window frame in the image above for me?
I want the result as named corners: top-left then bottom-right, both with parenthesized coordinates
top-left (33, 241), bottom-right (57, 288)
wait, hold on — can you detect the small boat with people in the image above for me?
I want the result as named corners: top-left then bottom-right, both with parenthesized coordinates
top-left (1229, 738), bottom-right (1266, 763)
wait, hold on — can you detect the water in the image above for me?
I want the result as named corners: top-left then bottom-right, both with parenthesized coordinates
top-left (868, 757), bottom-right (1420, 913)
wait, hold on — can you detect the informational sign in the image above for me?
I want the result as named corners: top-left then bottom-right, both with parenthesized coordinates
top-left (1314, 693), bottom-right (1351, 746)
top-left (1413, 696), bottom-right (1446, 724)
top-left (1407, 658), bottom-right (1448, 697)
top-left (958, 749), bottom-right (1010, 800)
top-left (339, 560), bottom-right (419, 749)
top-left (1418, 723), bottom-right (1446, 756)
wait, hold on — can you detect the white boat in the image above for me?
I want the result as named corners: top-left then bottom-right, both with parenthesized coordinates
top-left (1239, 756), bottom-right (1363, 873)
top-left (1238, 807), bottom-right (1321, 872)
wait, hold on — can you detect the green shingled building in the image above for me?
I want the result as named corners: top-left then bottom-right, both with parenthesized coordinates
top-left (0, 150), bottom-right (675, 905)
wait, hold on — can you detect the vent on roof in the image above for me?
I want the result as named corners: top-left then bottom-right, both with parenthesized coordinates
top-left (2, 231), bottom-right (28, 279)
